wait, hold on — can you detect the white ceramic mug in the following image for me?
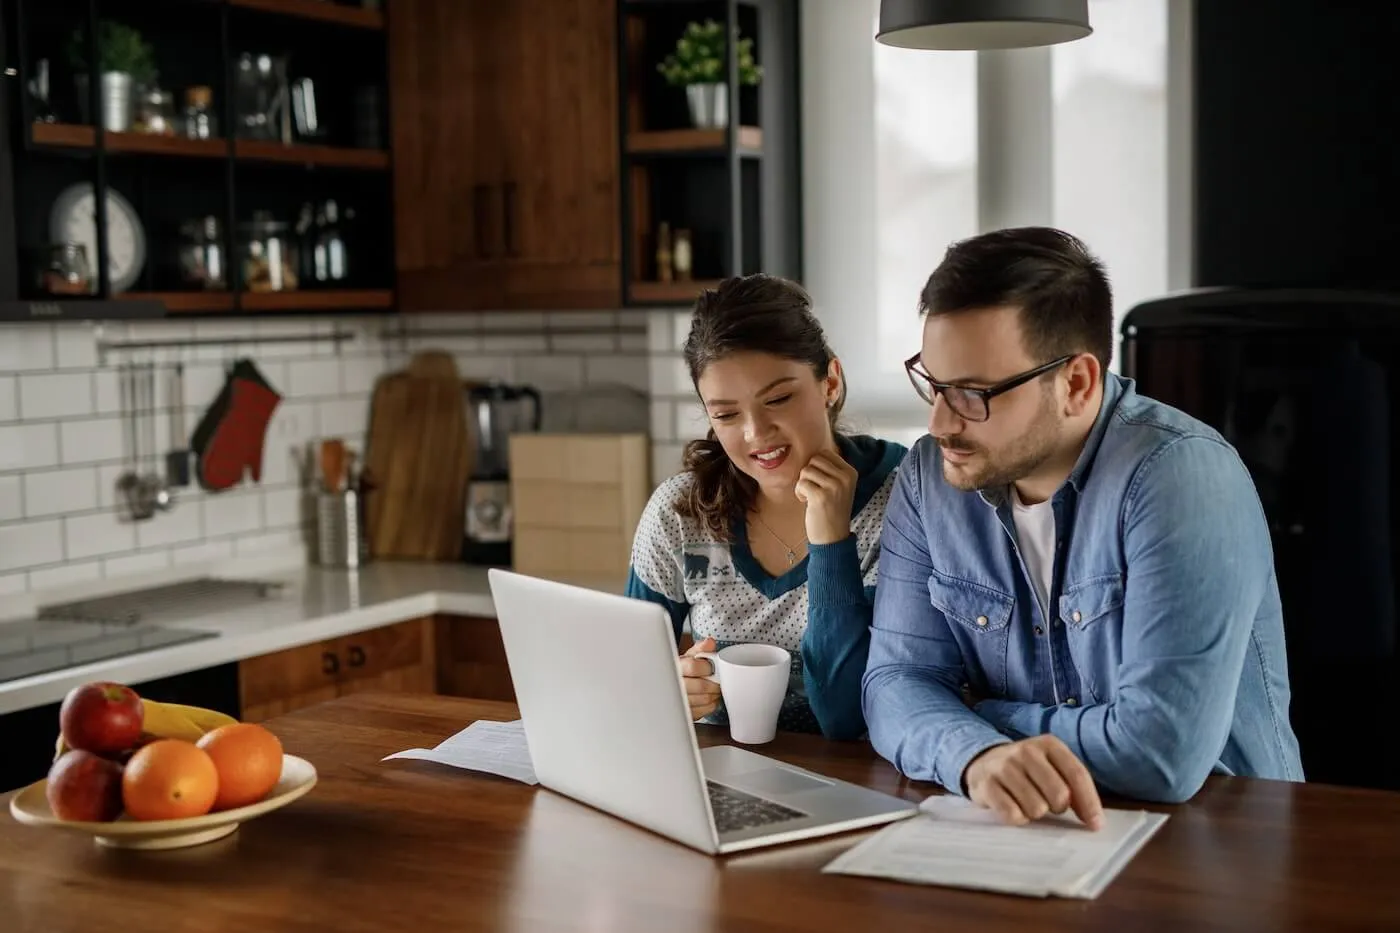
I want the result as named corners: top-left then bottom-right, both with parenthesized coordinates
top-left (693, 643), bottom-right (791, 745)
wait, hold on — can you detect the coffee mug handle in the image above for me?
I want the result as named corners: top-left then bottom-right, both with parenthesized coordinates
top-left (692, 651), bottom-right (721, 685)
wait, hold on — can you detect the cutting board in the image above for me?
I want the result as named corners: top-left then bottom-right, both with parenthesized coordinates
top-left (365, 351), bottom-right (472, 560)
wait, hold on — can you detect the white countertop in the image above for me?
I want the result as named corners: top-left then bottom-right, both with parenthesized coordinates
top-left (0, 552), bottom-right (624, 716)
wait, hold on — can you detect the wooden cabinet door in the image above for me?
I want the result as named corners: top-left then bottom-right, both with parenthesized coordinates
top-left (492, 0), bottom-right (623, 309)
top-left (239, 638), bottom-right (341, 723)
top-left (389, 0), bottom-right (508, 311)
top-left (336, 618), bottom-right (437, 698)
top-left (434, 615), bottom-right (517, 703)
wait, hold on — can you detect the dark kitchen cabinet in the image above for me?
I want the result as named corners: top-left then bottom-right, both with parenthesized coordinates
top-left (390, 0), bottom-right (622, 312)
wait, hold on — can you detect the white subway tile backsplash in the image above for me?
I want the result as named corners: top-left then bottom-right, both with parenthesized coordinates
top-left (0, 475), bottom-right (21, 522)
top-left (24, 467), bottom-right (98, 518)
top-left (261, 486), bottom-right (305, 530)
top-left (64, 512), bottom-right (137, 560)
top-left (674, 401), bottom-right (709, 441)
top-left (285, 358), bottom-right (342, 398)
top-left (134, 503), bottom-right (204, 549)
top-left (93, 368), bottom-right (123, 415)
top-left (318, 398), bottom-right (368, 437)
top-left (0, 327), bottom-right (55, 372)
top-left (202, 489), bottom-right (264, 537)
top-left (651, 443), bottom-right (685, 486)
top-left (103, 550), bottom-right (172, 579)
top-left (650, 400), bottom-right (674, 441)
top-left (18, 372), bottom-right (93, 420)
top-left (233, 529), bottom-right (302, 556)
top-left (341, 355), bottom-right (388, 395)
top-left (455, 354), bottom-right (516, 383)
top-left (0, 571), bottom-right (29, 596)
top-left (585, 355), bottom-right (650, 392)
top-left (0, 376), bottom-right (16, 422)
top-left (172, 539), bottom-right (234, 565)
top-left (516, 355), bottom-right (584, 390)
top-left (59, 417), bottom-right (124, 466)
top-left (647, 312), bottom-right (673, 353)
top-left (183, 362), bottom-right (228, 409)
top-left (480, 334), bottom-right (549, 353)
top-left (0, 423), bottom-right (61, 470)
top-left (30, 561), bottom-right (101, 591)
top-left (649, 354), bottom-right (692, 397)
top-left (550, 333), bottom-right (617, 353)
top-left (54, 325), bottom-right (99, 370)
top-left (0, 519), bottom-right (64, 571)
top-left (670, 311), bottom-right (691, 352)
top-left (95, 463), bottom-right (127, 509)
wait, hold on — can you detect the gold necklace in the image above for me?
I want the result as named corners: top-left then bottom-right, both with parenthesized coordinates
top-left (752, 513), bottom-right (807, 565)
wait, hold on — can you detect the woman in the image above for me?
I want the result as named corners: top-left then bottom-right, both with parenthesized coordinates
top-left (625, 274), bottom-right (908, 740)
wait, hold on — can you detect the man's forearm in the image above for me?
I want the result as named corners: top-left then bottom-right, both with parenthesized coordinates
top-left (863, 666), bottom-right (1012, 794)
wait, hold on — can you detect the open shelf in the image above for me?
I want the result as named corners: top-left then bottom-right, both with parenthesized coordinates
top-left (239, 289), bottom-right (393, 312)
top-left (29, 124), bottom-right (389, 169)
top-left (233, 139), bottom-right (390, 170)
top-left (627, 127), bottom-right (763, 156)
top-left (118, 292), bottom-right (235, 313)
top-left (628, 279), bottom-right (722, 305)
top-left (229, 0), bottom-right (385, 31)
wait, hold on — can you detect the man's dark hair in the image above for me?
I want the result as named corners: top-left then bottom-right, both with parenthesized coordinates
top-left (919, 226), bottom-right (1114, 371)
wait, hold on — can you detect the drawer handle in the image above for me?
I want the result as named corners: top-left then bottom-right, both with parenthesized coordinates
top-left (347, 645), bottom-right (366, 668)
top-left (322, 651), bottom-right (339, 675)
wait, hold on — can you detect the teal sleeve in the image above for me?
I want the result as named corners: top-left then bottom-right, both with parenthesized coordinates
top-left (625, 567), bottom-right (690, 645)
top-left (800, 536), bottom-right (874, 740)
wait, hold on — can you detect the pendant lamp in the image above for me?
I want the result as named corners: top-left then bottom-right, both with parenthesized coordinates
top-left (876, 0), bottom-right (1092, 50)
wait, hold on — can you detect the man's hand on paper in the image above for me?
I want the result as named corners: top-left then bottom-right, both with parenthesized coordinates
top-left (678, 636), bottom-right (723, 720)
top-left (964, 735), bottom-right (1105, 831)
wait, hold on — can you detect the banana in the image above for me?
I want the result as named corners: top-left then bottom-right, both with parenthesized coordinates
top-left (53, 699), bottom-right (240, 761)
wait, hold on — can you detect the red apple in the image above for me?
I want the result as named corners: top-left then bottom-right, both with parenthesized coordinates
top-left (46, 750), bottom-right (125, 822)
top-left (59, 682), bottom-right (144, 756)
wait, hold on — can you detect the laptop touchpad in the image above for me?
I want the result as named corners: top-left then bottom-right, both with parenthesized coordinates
top-left (728, 767), bottom-right (833, 797)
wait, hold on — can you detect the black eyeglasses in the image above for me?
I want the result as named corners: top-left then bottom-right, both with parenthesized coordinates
top-left (904, 353), bottom-right (1075, 423)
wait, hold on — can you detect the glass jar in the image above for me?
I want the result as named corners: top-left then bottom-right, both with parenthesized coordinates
top-left (36, 243), bottom-right (92, 295)
top-left (239, 212), bottom-right (299, 292)
top-left (178, 216), bottom-right (227, 290)
top-left (183, 86), bottom-right (218, 139)
top-left (135, 88), bottom-right (177, 136)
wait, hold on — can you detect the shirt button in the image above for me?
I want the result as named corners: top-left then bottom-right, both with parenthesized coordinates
top-left (1033, 625), bottom-right (1044, 636)
top-left (1071, 610), bottom-right (1082, 623)
top-left (1066, 696), bottom-right (1079, 707)
top-left (976, 615), bottom-right (989, 627)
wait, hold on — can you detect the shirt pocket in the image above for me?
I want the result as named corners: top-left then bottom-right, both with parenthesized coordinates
top-left (927, 570), bottom-right (1014, 696)
top-left (1058, 575), bottom-right (1125, 703)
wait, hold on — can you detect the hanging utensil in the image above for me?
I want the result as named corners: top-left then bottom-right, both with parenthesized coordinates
top-left (115, 362), bottom-right (152, 521)
top-left (165, 363), bottom-right (192, 488)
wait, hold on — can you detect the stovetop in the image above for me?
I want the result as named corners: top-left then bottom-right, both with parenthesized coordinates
top-left (0, 577), bottom-right (286, 685)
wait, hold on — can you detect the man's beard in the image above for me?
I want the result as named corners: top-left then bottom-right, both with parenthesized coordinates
top-left (939, 394), bottom-right (1060, 492)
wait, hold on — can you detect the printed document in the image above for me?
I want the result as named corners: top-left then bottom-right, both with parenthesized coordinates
top-left (382, 718), bottom-right (538, 785)
top-left (822, 794), bottom-right (1168, 899)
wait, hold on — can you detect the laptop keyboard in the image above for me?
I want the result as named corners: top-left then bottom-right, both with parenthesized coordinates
top-left (706, 780), bottom-right (807, 834)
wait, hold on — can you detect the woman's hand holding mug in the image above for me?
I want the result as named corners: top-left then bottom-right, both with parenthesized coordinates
top-left (678, 636), bottom-right (723, 720)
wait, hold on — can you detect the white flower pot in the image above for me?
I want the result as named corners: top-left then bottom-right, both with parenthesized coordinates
top-left (686, 82), bottom-right (728, 129)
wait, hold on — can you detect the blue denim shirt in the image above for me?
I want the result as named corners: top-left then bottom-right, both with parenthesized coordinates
top-left (863, 373), bottom-right (1304, 803)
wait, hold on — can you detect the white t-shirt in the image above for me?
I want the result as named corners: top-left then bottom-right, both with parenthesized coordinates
top-left (1011, 486), bottom-right (1057, 621)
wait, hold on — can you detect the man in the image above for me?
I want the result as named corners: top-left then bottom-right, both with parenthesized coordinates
top-left (863, 227), bottom-right (1303, 829)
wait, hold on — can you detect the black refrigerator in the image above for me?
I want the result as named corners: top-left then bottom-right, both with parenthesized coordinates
top-left (1121, 287), bottom-right (1400, 792)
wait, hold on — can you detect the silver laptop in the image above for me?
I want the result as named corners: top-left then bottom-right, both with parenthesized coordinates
top-left (487, 568), bottom-right (917, 855)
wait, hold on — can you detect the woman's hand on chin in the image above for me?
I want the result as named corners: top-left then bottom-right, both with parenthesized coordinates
top-left (795, 448), bottom-right (858, 545)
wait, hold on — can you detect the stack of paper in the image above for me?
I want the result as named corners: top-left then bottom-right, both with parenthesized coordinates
top-left (381, 719), bottom-right (538, 785)
top-left (822, 794), bottom-right (1168, 899)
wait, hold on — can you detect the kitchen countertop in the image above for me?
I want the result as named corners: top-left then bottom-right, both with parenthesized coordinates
top-left (0, 553), bottom-right (623, 717)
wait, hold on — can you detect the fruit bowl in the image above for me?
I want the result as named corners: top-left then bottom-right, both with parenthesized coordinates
top-left (8, 754), bottom-right (317, 850)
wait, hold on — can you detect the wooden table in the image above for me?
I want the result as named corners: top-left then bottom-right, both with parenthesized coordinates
top-left (3, 694), bottom-right (1399, 932)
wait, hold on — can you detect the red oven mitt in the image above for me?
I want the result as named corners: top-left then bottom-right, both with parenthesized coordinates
top-left (191, 359), bottom-right (283, 492)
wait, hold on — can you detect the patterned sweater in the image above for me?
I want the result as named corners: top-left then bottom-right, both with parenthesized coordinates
top-left (624, 434), bottom-right (908, 739)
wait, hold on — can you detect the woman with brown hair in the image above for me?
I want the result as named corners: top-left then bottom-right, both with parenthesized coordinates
top-left (625, 274), bottom-right (908, 740)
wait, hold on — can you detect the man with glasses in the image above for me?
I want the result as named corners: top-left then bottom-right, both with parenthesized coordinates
top-left (863, 227), bottom-right (1303, 828)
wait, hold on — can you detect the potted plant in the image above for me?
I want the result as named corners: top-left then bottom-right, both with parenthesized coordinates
top-left (66, 20), bottom-right (157, 132)
top-left (657, 19), bottom-right (762, 130)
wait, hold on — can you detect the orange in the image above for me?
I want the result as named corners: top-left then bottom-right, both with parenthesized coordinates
top-left (121, 739), bottom-right (219, 820)
top-left (196, 723), bottom-right (284, 811)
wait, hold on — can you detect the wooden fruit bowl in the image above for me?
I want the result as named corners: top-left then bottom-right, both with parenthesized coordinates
top-left (8, 754), bottom-right (317, 850)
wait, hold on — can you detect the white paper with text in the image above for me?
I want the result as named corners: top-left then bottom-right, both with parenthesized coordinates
top-left (822, 795), bottom-right (1167, 899)
top-left (382, 719), bottom-right (538, 785)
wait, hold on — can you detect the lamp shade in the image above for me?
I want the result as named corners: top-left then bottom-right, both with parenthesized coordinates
top-left (876, 0), bottom-right (1092, 50)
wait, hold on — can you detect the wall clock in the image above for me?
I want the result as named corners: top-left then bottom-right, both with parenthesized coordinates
top-left (48, 182), bottom-right (147, 294)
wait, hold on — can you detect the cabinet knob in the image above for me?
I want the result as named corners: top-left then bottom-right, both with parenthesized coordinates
top-left (322, 651), bottom-right (339, 675)
top-left (348, 645), bottom-right (366, 668)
